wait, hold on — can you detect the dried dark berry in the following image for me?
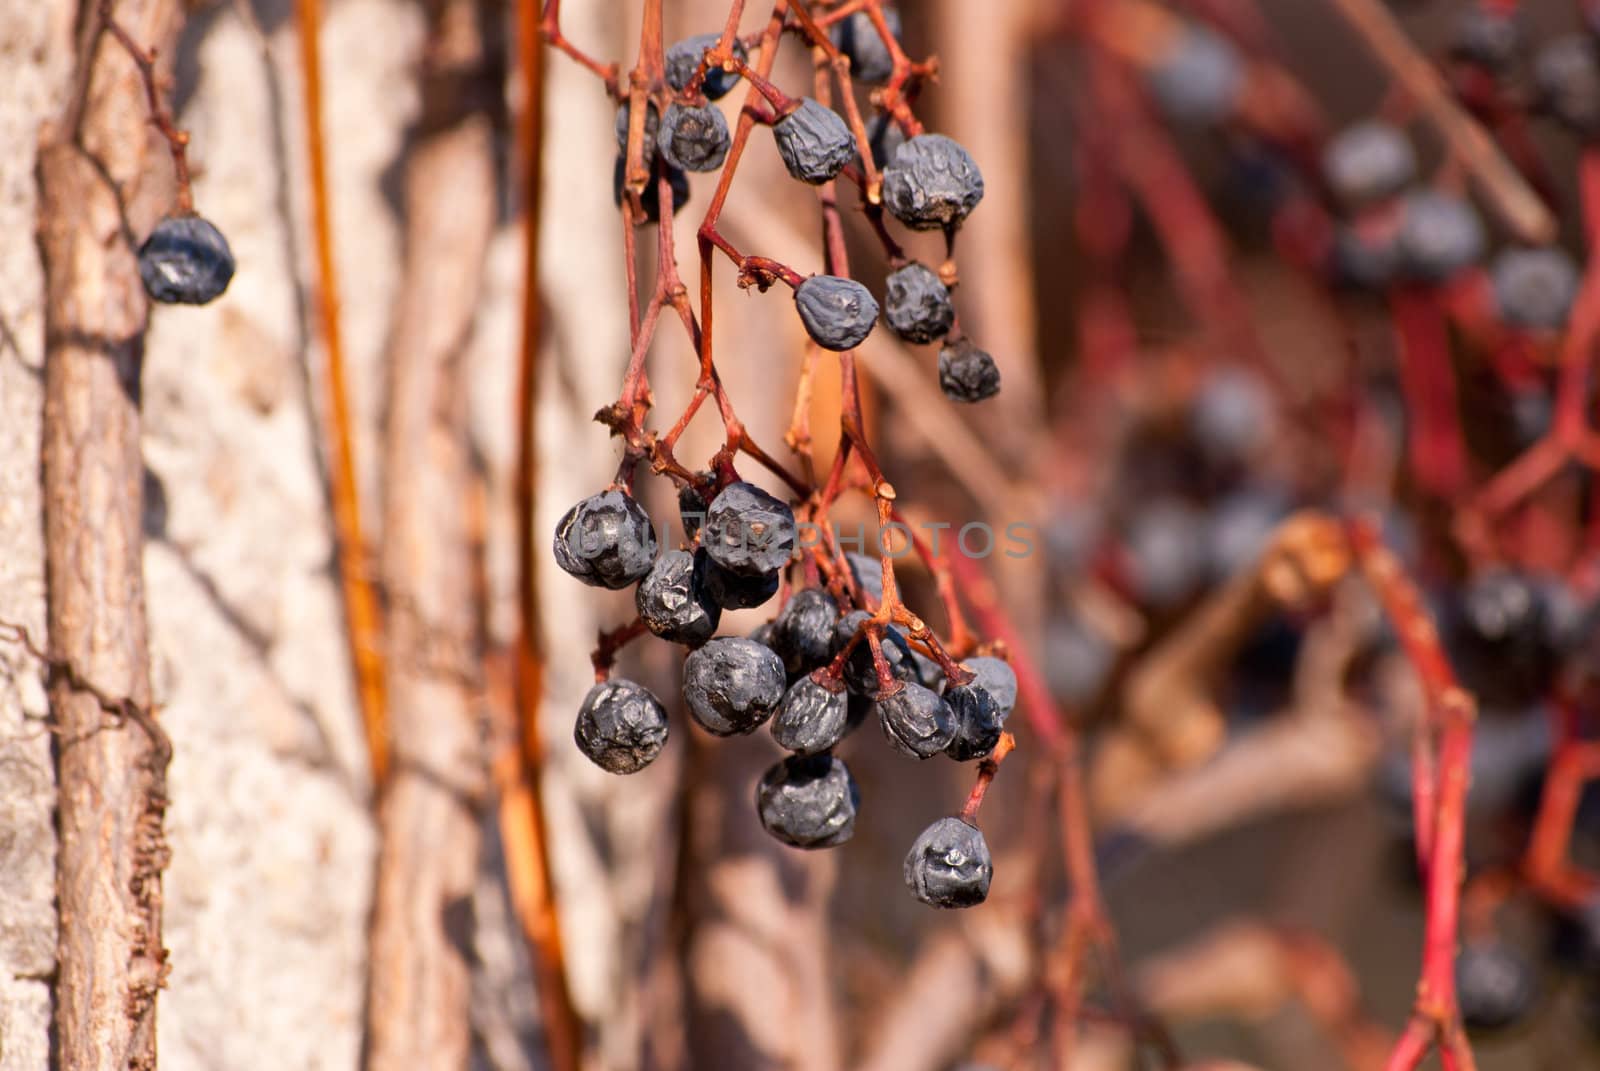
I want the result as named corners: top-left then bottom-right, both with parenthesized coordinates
top-left (836, 610), bottom-right (915, 695)
top-left (749, 620), bottom-right (778, 649)
top-left (703, 558), bottom-right (781, 609)
top-left (1492, 248), bottom-right (1579, 330)
top-left (883, 262), bottom-right (955, 344)
top-left (1396, 190), bottom-right (1484, 282)
top-left (1456, 569), bottom-right (1555, 707)
top-left (938, 339), bottom-right (1000, 403)
top-left (664, 32), bottom-right (748, 100)
top-left (846, 552), bottom-right (884, 608)
top-left (612, 155), bottom-right (690, 222)
top-left (678, 474), bottom-right (714, 538)
top-left (876, 681), bottom-right (957, 758)
top-left (138, 215), bottom-right (235, 305)
top-left (882, 133), bottom-right (985, 231)
top-left (1536, 35), bottom-right (1600, 137)
top-left (574, 679), bottom-right (668, 774)
top-left (1323, 121), bottom-right (1416, 207)
top-left (772, 588), bottom-right (840, 673)
top-left (831, 7), bottom-right (901, 84)
top-left (1452, 6), bottom-right (1522, 71)
top-left (636, 549), bottom-right (720, 646)
top-left (795, 275), bottom-right (879, 351)
top-left (865, 111), bottom-right (906, 170)
top-left (553, 489), bottom-right (658, 589)
top-left (943, 683), bottom-right (1002, 761)
top-left (770, 675), bottom-right (850, 755)
top-left (614, 100), bottom-right (660, 153)
top-left (756, 753), bottom-right (859, 849)
top-left (1145, 23), bottom-right (1243, 125)
top-left (773, 98), bottom-right (856, 184)
top-left (702, 481), bottom-right (797, 576)
top-left (683, 637), bottom-right (787, 736)
top-left (960, 656), bottom-right (1017, 716)
top-left (1456, 942), bottom-right (1538, 1032)
top-left (657, 102), bottom-right (730, 173)
top-left (904, 816), bottom-right (992, 907)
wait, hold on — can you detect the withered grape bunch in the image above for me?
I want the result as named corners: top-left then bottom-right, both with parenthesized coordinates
top-left (550, 5), bottom-right (1012, 908)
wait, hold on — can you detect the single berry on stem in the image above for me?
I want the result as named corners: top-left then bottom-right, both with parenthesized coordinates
top-left (665, 32), bottom-right (748, 100)
top-left (636, 549), bottom-right (720, 646)
top-left (876, 681), bottom-right (957, 758)
top-left (701, 481), bottom-right (797, 576)
top-left (883, 262), bottom-right (955, 344)
top-left (756, 753), bottom-right (860, 849)
top-left (938, 338), bottom-right (1001, 403)
top-left (795, 275), bottom-right (879, 351)
top-left (773, 98), bottom-right (857, 184)
top-left (773, 587), bottom-right (841, 673)
top-left (831, 7), bottom-right (902, 85)
top-left (574, 679), bottom-right (669, 774)
top-left (683, 637), bottom-right (787, 736)
top-left (904, 815), bottom-right (993, 907)
top-left (658, 102), bottom-right (731, 173)
top-left (138, 215), bottom-right (236, 305)
top-left (553, 489), bottom-right (658, 589)
top-left (770, 675), bottom-right (851, 755)
top-left (882, 133), bottom-right (985, 231)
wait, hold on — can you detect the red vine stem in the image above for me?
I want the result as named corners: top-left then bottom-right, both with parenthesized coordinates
top-left (1347, 517), bottom-right (1477, 1071)
top-left (1390, 287), bottom-right (1468, 499)
top-left (294, 0), bottom-right (390, 788)
top-left (100, 1), bottom-right (195, 214)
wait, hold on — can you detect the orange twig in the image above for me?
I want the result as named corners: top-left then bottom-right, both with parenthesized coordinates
top-left (295, 0), bottom-right (389, 788)
top-left (506, 2), bottom-right (582, 1068)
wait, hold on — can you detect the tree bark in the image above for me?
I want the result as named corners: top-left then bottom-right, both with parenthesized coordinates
top-left (37, 2), bottom-right (179, 1068)
top-left (364, 1), bottom-right (496, 1065)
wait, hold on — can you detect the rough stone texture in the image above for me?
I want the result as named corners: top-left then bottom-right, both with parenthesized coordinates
top-left (0, 4), bottom-right (72, 1069)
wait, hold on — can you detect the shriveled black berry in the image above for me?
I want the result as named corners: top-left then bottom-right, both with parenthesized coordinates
top-left (773, 588), bottom-right (840, 673)
top-left (773, 98), bottom-right (856, 184)
top-left (831, 7), bottom-right (900, 84)
top-left (770, 675), bottom-right (850, 755)
top-left (837, 610), bottom-right (915, 694)
top-left (938, 339), bottom-right (1000, 403)
top-left (657, 102), bottom-right (730, 173)
top-left (636, 549), bottom-right (720, 646)
top-left (883, 262), bottom-right (954, 344)
top-left (613, 155), bottom-right (690, 222)
top-left (702, 481), bottom-right (796, 576)
top-left (704, 558), bottom-right (781, 609)
top-left (1493, 248), bottom-right (1579, 330)
top-left (795, 275), bottom-right (879, 351)
top-left (1145, 23), bottom-right (1243, 125)
top-left (614, 100), bottom-right (660, 152)
top-left (678, 474), bottom-right (714, 538)
top-left (1452, 6), bottom-right (1522, 71)
top-left (876, 681), bottom-right (957, 758)
top-left (756, 753), bottom-right (859, 848)
top-left (865, 111), bottom-right (905, 170)
top-left (749, 620), bottom-right (778, 649)
top-left (1456, 569), bottom-right (1556, 709)
top-left (882, 134), bottom-right (985, 231)
top-left (683, 637), bottom-right (787, 736)
top-left (1536, 35), bottom-right (1600, 137)
top-left (138, 215), bottom-right (235, 305)
top-left (574, 679), bottom-right (668, 774)
top-left (846, 552), bottom-right (884, 608)
top-left (944, 684), bottom-right (1002, 761)
top-left (1323, 121), bottom-right (1416, 207)
top-left (960, 656), bottom-right (1017, 717)
top-left (1397, 190), bottom-right (1484, 282)
top-left (664, 32), bottom-right (747, 100)
top-left (553, 489), bottom-right (658, 589)
top-left (1456, 942), bottom-right (1538, 1032)
top-left (904, 816), bottom-right (992, 907)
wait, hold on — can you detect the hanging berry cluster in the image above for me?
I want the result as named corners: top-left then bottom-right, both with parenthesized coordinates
top-left (545, 0), bottom-right (1013, 909)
